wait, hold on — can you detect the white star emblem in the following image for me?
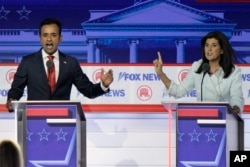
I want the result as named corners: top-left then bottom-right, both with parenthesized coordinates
top-left (206, 129), bottom-right (218, 142)
top-left (0, 6), bottom-right (10, 20)
top-left (178, 129), bottom-right (185, 142)
top-left (26, 129), bottom-right (34, 141)
top-left (16, 6), bottom-right (32, 20)
top-left (55, 128), bottom-right (68, 141)
top-left (38, 128), bottom-right (51, 141)
top-left (189, 129), bottom-right (201, 142)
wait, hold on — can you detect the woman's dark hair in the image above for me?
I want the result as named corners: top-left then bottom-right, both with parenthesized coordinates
top-left (0, 140), bottom-right (23, 167)
top-left (39, 18), bottom-right (62, 36)
top-left (196, 31), bottom-right (235, 78)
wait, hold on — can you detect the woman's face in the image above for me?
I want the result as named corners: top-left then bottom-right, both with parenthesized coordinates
top-left (204, 38), bottom-right (224, 62)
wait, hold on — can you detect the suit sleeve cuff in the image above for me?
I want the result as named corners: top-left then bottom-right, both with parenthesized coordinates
top-left (100, 82), bottom-right (109, 92)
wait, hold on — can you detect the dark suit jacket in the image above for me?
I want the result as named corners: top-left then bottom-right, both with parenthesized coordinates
top-left (8, 49), bottom-right (107, 100)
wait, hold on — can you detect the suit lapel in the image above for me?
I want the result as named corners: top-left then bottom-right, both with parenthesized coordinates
top-left (34, 51), bottom-right (51, 92)
top-left (56, 53), bottom-right (67, 87)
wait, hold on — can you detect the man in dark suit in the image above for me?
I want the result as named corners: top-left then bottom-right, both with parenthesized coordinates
top-left (6, 18), bottom-right (113, 112)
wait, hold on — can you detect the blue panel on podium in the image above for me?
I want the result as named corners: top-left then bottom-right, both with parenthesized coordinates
top-left (177, 104), bottom-right (227, 167)
top-left (162, 101), bottom-right (243, 167)
top-left (13, 101), bottom-right (86, 167)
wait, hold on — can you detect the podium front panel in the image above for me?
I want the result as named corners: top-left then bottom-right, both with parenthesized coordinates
top-left (14, 101), bottom-right (86, 167)
top-left (176, 103), bottom-right (227, 167)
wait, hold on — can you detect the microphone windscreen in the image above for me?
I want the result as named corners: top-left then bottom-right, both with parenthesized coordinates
top-left (202, 63), bottom-right (210, 73)
top-left (46, 60), bottom-right (54, 69)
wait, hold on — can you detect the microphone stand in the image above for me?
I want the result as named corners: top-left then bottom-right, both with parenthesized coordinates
top-left (201, 63), bottom-right (210, 101)
top-left (201, 72), bottom-right (206, 101)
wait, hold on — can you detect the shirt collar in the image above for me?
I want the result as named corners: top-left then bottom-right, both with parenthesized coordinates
top-left (42, 49), bottom-right (59, 59)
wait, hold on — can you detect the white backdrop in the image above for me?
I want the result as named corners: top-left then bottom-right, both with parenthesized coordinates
top-left (0, 64), bottom-right (250, 111)
top-left (1, 64), bottom-right (250, 167)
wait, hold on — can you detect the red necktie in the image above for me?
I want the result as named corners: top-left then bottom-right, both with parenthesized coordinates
top-left (47, 55), bottom-right (56, 93)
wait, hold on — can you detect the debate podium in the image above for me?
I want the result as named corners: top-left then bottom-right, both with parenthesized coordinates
top-left (12, 101), bottom-right (86, 167)
top-left (162, 101), bottom-right (244, 167)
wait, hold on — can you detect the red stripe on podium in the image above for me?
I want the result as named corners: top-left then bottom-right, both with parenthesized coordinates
top-left (0, 104), bottom-right (167, 112)
top-left (178, 109), bottom-right (219, 117)
top-left (27, 108), bottom-right (69, 117)
top-left (1, 104), bottom-right (250, 113)
top-left (83, 104), bottom-right (166, 112)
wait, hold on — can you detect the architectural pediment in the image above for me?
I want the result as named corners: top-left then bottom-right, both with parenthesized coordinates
top-left (84, 0), bottom-right (232, 24)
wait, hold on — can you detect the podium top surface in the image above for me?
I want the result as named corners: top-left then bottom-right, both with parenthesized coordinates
top-left (11, 100), bottom-right (83, 111)
top-left (161, 101), bottom-right (229, 105)
top-left (11, 100), bottom-right (81, 104)
top-left (161, 101), bottom-right (229, 111)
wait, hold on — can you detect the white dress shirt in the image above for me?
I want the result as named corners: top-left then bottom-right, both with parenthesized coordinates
top-left (42, 49), bottom-right (59, 82)
top-left (41, 49), bottom-right (108, 91)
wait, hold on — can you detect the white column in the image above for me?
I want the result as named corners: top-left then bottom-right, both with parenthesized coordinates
top-left (175, 40), bottom-right (186, 63)
top-left (102, 53), bottom-right (107, 63)
top-left (87, 40), bottom-right (96, 63)
top-left (129, 39), bottom-right (139, 63)
top-left (95, 47), bottom-right (101, 63)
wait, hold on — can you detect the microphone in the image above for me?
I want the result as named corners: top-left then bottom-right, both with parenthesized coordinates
top-left (46, 60), bottom-right (54, 70)
top-left (201, 63), bottom-right (210, 101)
top-left (202, 63), bottom-right (210, 74)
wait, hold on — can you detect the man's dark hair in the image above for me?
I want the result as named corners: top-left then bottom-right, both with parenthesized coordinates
top-left (39, 18), bottom-right (62, 36)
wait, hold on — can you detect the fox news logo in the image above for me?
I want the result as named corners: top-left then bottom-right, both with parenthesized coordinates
top-left (118, 72), bottom-right (160, 81)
